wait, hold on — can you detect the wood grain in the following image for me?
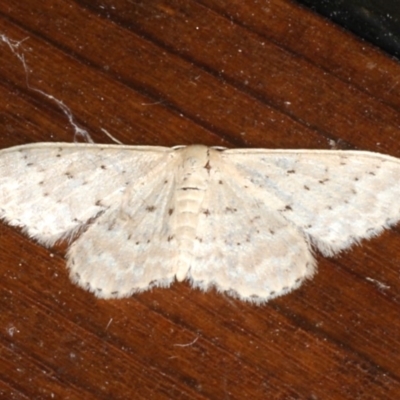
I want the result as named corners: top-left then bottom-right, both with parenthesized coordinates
top-left (1, 1), bottom-right (400, 399)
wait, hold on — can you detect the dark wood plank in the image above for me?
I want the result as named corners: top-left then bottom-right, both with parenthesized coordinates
top-left (1, 1), bottom-right (400, 399)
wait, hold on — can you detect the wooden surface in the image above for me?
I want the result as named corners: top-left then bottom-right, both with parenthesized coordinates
top-left (1, 1), bottom-right (400, 399)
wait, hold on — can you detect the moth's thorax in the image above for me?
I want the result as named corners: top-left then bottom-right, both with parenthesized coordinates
top-left (175, 145), bottom-right (211, 191)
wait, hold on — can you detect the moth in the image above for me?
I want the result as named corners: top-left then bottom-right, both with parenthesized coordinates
top-left (1, 143), bottom-right (399, 302)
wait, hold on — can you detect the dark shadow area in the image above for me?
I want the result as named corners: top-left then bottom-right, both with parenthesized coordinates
top-left (296, 0), bottom-right (400, 58)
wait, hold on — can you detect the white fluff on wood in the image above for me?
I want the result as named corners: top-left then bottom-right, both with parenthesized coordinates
top-left (1, 143), bottom-right (399, 303)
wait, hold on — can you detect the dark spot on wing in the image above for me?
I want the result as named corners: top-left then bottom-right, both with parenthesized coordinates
top-left (146, 205), bottom-right (156, 212)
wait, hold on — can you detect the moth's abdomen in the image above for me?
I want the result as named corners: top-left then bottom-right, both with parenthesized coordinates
top-left (173, 146), bottom-right (210, 281)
